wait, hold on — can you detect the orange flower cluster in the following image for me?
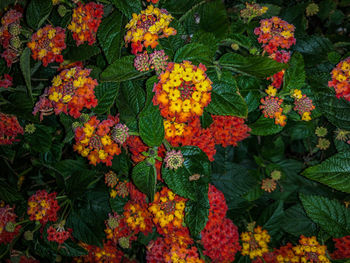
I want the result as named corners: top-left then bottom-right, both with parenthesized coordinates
top-left (104, 212), bottom-right (135, 248)
top-left (209, 115), bottom-right (251, 147)
top-left (293, 236), bottom-right (330, 263)
top-left (27, 25), bottom-right (66, 67)
top-left (73, 115), bottom-right (122, 166)
top-left (328, 57), bottom-right (350, 101)
top-left (254, 17), bottom-right (296, 55)
top-left (0, 8), bottom-right (22, 67)
top-left (153, 61), bottom-right (212, 123)
top-left (147, 236), bottom-right (202, 263)
top-left (124, 5), bottom-right (176, 54)
top-left (75, 241), bottom-right (124, 263)
top-left (332, 235), bottom-right (350, 259)
top-left (241, 226), bottom-right (271, 259)
top-left (68, 2), bottom-right (104, 46)
top-left (27, 190), bottom-right (60, 224)
top-left (46, 67), bottom-right (98, 118)
top-left (201, 185), bottom-right (241, 262)
top-left (293, 94), bottom-right (315, 121)
top-left (148, 187), bottom-right (186, 235)
top-left (0, 112), bottom-right (23, 145)
top-left (260, 96), bottom-right (287, 126)
top-left (164, 118), bottom-right (217, 161)
top-left (123, 201), bottom-right (153, 236)
top-left (0, 204), bottom-right (21, 244)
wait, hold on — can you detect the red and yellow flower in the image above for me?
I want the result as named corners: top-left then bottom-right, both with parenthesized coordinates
top-left (293, 94), bottom-right (315, 121)
top-left (27, 25), bottom-right (66, 67)
top-left (73, 115), bottom-right (122, 166)
top-left (328, 57), bottom-right (350, 102)
top-left (123, 201), bottom-right (153, 235)
top-left (0, 204), bottom-right (21, 244)
top-left (46, 67), bottom-right (98, 118)
top-left (27, 190), bottom-right (60, 224)
top-left (124, 5), bottom-right (176, 54)
top-left (332, 235), bottom-right (350, 259)
top-left (153, 61), bottom-right (212, 123)
top-left (68, 2), bottom-right (104, 46)
top-left (47, 222), bottom-right (72, 245)
top-left (254, 17), bottom-right (296, 55)
top-left (0, 113), bottom-right (23, 145)
top-left (293, 235), bottom-right (330, 262)
top-left (148, 187), bottom-right (186, 235)
top-left (241, 226), bottom-right (271, 259)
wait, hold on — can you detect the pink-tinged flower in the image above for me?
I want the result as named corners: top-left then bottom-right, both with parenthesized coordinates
top-left (164, 150), bottom-right (184, 170)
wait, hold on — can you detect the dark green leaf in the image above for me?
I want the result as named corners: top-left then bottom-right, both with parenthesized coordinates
top-left (26, 125), bottom-right (52, 152)
top-left (100, 56), bottom-right (147, 82)
top-left (282, 204), bottom-right (318, 237)
top-left (26, 0), bottom-right (52, 29)
top-left (219, 53), bottom-right (287, 78)
top-left (93, 82), bottom-right (119, 114)
top-left (302, 152), bottom-right (350, 194)
top-left (174, 43), bottom-right (212, 65)
top-left (132, 160), bottom-right (156, 202)
top-left (283, 52), bottom-right (305, 92)
top-left (0, 181), bottom-right (23, 202)
top-left (64, 44), bottom-right (100, 62)
top-left (250, 116), bottom-right (284, 136)
top-left (159, 19), bottom-right (185, 59)
top-left (258, 201), bottom-right (284, 238)
top-left (97, 10), bottom-right (124, 64)
top-left (162, 146), bottom-right (211, 200)
top-left (58, 240), bottom-right (87, 257)
top-left (139, 105), bottom-right (164, 147)
top-left (110, 196), bottom-right (128, 214)
top-left (185, 185), bottom-right (209, 237)
top-left (206, 72), bottom-right (248, 117)
top-left (111, 0), bottom-right (141, 19)
top-left (300, 194), bottom-right (350, 237)
top-left (20, 47), bottom-right (33, 102)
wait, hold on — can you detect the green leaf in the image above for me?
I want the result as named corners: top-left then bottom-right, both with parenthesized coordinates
top-left (100, 56), bottom-right (147, 82)
top-left (111, 0), bottom-right (141, 19)
top-left (139, 105), bottom-right (164, 147)
top-left (26, 0), bottom-right (52, 29)
top-left (257, 201), bottom-right (284, 238)
top-left (250, 116), bottom-right (284, 136)
top-left (93, 82), bottom-right (119, 114)
top-left (302, 152), bottom-right (350, 194)
top-left (185, 185), bottom-right (209, 237)
top-left (315, 86), bottom-right (350, 130)
top-left (132, 160), bottom-right (156, 202)
top-left (174, 43), bottom-right (212, 65)
top-left (58, 240), bottom-right (87, 257)
top-left (64, 44), bottom-right (100, 62)
top-left (20, 47), bottom-right (33, 102)
top-left (97, 10), bottom-right (124, 64)
top-left (0, 181), bottom-right (23, 203)
top-left (282, 204), bottom-right (318, 237)
top-left (110, 196), bottom-right (128, 214)
top-left (162, 146), bottom-right (211, 200)
top-left (300, 194), bottom-right (350, 237)
top-left (25, 125), bottom-right (53, 152)
top-left (283, 52), bottom-right (305, 92)
top-left (181, 0), bottom-right (229, 38)
top-left (219, 53), bottom-right (287, 78)
top-left (116, 80), bottom-right (145, 128)
top-left (205, 72), bottom-right (248, 117)
top-left (159, 19), bottom-right (185, 59)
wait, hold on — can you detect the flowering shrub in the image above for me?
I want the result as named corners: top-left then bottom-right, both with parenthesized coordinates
top-left (0, 1), bottom-right (349, 262)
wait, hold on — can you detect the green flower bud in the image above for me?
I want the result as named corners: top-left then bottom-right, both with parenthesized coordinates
top-left (231, 43), bottom-right (239, 51)
top-left (57, 5), bottom-right (67, 17)
top-left (306, 3), bottom-right (319, 16)
top-left (5, 222), bottom-right (15, 232)
top-left (10, 36), bottom-right (21, 49)
top-left (118, 237), bottom-right (130, 249)
top-left (8, 23), bottom-right (21, 36)
top-left (24, 230), bottom-right (34, 241)
top-left (315, 126), bottom-right (327, 137)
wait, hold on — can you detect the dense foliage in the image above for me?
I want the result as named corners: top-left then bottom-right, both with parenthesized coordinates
top-left (0, 0), bottom-right (350, 262)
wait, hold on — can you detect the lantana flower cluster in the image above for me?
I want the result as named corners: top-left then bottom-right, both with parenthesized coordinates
top-left (328, 57), bottom-right (350, 102)
top-left (124, 5), bottom-right (176, 54)
top-left (0, 204), bottom-right (21, 244)
top-left (27, 25), bottom-right (66, 67)
top-left (68, 2), bottom-right (104, 46)
top-left (241, 226), bottom-right (271, 259)
top-left (134, 50), bottom-right (169, 74)
top-left (45, 67), bottom-right (98, 118)
top-left (47, 222), bottom-right (72, 245)
top-left (201, 185), bottom-right (241, 262)
top-left (0, 112), bottom-right (23, 145)
top-left (0, 8), bottom-right (22, 67)
top-left (73, 115), bottom-right (122, 166)
top-left (332, 235), bottom-right (350, 259)
top-left (0, 74), bottom-right (12, 88)
top-left (240, 2), bottom-right (268, 22)
top-left (27, 190), bottom-right (60, 224)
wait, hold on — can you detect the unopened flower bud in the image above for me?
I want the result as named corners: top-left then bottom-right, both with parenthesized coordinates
top-left (24, 230), bottom-right (34, 241)
top-left (8, 23), bottom-right (21, 36)
top-left (10, 36), bottom-right (21, 49)
top-left (118, 237), bottom-right (130, 249)
top-left (58, 5), bottom-right (67, 17)
top-left (5, 222), bottom-right (15, 232)
top-left (231, 43), bottom-right (239, 50)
